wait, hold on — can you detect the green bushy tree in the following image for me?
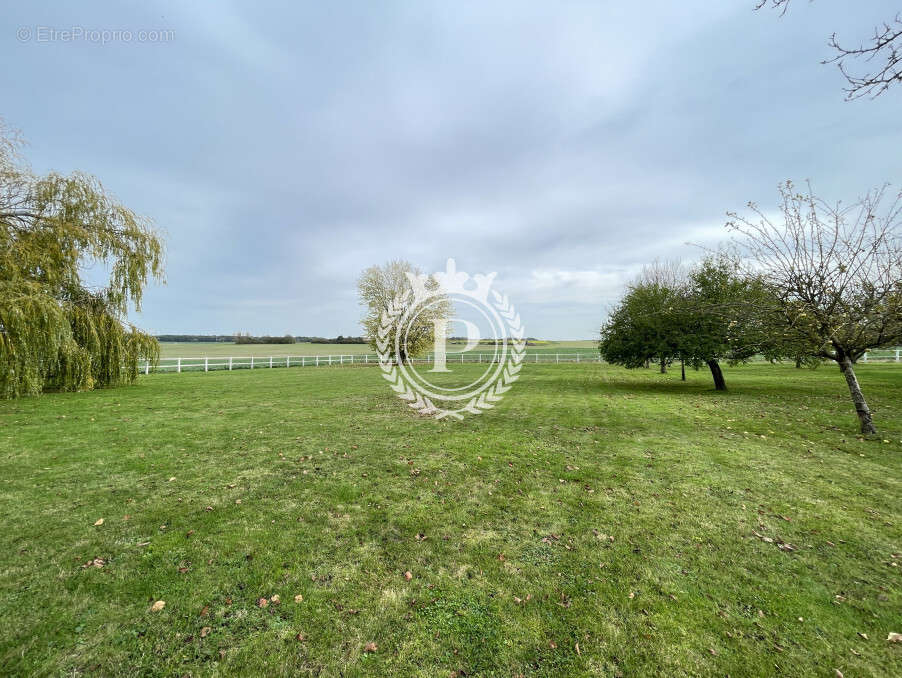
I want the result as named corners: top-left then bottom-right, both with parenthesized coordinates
top-left (600, 256), bottom-right (771, 390)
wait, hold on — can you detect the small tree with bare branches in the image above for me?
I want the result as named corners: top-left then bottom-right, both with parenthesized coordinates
top-left (756, 0), bottom-right (902, 99)
top-left (728, 181), bottom-right (902, 434)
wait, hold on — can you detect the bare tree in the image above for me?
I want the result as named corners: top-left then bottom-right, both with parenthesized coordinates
top-left (357, 260), bottom-right (452, 363)
top-left (728, 180), bottom-right (902, 434)
top-left (756, 1), bottom-right (902, 99)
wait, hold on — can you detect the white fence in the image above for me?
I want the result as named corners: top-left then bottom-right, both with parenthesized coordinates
top-left (139, 347), bottom-right (901, 375)
top-left (861, 348), bottom-right (901, 362)
top-left (140, 351), bottom-right (601, 374)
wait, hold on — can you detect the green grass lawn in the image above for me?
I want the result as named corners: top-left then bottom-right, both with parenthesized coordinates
top-left (1, 362), bottom-right (900, 676)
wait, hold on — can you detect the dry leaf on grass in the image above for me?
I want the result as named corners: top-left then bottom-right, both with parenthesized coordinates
top-left (151, 600), bottom-right (165, 612)
top-left (257, 598), bottom-right (268, 608)
top-left (294, 594), bottom-right (303, 603)
top-left (886, 632), bottom-right (901, 642)
top-left (364, 642), bottom-right (378, 652)
top-left (404, 571), bottom-right (412, 581)
top-left (93, 518), bottom-right (104, 526)
top-left (200, 626), bottom-right (211, 638)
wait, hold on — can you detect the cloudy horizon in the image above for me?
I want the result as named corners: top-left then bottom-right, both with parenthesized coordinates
top-left (3, 1), bottom-right (900, 339)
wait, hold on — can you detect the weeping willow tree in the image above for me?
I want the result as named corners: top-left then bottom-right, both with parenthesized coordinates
top-left (0, 122), bottom-right (164, 398)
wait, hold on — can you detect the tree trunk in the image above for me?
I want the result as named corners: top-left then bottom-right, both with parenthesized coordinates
top-left (681, 360), bottom-right (686, 381)
top-left (706, 359), bottom-right (726, 391)
top-left (659, 358), bottom-right (667, 374)
top-left (838, 358), bottom-right (877, 434)
top-left (795, 357), bottom-right (802, 368)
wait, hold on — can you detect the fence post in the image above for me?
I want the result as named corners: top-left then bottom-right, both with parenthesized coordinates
top-left (177, 357), bottom-right (181, 373)
top-left (535, 353), bottom-right (538, 363)
top-left (863, 352), bottom-right (868, 362)
top-left (896, 348), bottom-right (900, 362)
top-left (340, 355), bottom-right (344, 365)
top-left (205, 357), bottom-right (209, 372)
top-left (286, 356), bottom-right (290, 368)
top-left (329, 355), bottom-right (333, 365)
top-left (269, 357), bottom-right (273, 368)
top-left (229, 357), bottom-right (233, 371)
top-left (316, 356), bottom-right (319, 367)
top-left (556, 353), bottom-right (559, 364)
top-left (251, 357), bottom-right (254, 369)
top-left (145, 360), bottom-right (150, 375)
top-left (365, 354), bottom-right (368, 364)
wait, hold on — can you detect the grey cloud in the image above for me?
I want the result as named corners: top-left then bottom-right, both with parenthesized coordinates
top-left (2, 0), bottom-right (899, 337)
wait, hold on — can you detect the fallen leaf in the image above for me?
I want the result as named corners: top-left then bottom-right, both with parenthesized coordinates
top-left (858, 632), bottom-right (868, 640)
top-left (270, 595), bottom-right (280, 605)
top-left (835, 670), bottom-right (843, 678)
top-left (93, 518), bottom-right (104, 526)
top-left (200, 626), bottom-right (211, 638)
top-left (257, 598), bottom-right (268, 608)
top-left (294, 594), bottom-right (304, 603)
top-left (364, 642), bottom-right (378, 652)
top-left (404, 571), bottom-right (413, 581)
top-left (200, 605), bottom-right (210, 616)
top-left (295, 632), bottom-right (307, 642)
top-left (575, 642), bottom-right (581, 656)
top-left (151, 600), bottom-right (165, 612)
top-left (887, 632), bottom-right (902, 643)
top-left (549, 641), bottom-right (557, 649)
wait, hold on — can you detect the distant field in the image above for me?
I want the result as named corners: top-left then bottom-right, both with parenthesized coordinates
top-left (158, 340), bottom-right (600, 359)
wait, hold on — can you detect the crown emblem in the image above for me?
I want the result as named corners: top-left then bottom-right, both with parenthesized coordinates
top-left (406, 258), bottom-right (496, 304)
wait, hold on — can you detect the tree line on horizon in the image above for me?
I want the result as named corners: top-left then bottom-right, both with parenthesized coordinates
top-left (156, 334), bottom-right (369, 345)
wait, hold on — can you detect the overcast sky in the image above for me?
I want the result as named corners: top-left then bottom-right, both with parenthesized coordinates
top-left (3, 1), bottom-right (900, 338)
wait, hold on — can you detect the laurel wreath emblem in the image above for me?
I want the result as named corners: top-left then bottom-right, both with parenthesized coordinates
top-left (376, 290), bottom-right (526, 419)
